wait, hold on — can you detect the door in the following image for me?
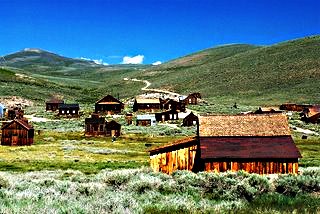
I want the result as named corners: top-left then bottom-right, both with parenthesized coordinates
top-left (11, 135), bottom-right (18, 146)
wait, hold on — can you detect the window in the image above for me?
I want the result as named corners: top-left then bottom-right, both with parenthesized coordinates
top-left (170, 114), bottom-right (173, 119)
top-left (99, 125), bottom-right (104, 132)
top-left (67, 110), bottom-right (70, 114)
top-left (174, 114), bottom-right (177, 119)
top-left (189, 99), bottom-right (192, 104)
top-left (61, 110), bottom-right (65, 114)
top-left (94, 126), bottom-right (98, 131)
top-left (193, 120), bottom-right (197, 125)
top-left (73, 110), bottom-right (76, 114)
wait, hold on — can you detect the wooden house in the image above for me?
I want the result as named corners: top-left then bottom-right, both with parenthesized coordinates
top-left (46, 97), bottom-right (64, 111)
top-left (182, 112), bottom-right (198, 126)
top-left (105, 120), bottom-right (121, 137)
top-left (133, 98), bottom-right (161, 112)
top-left (1, 119), bottom-right (34, 146)
top-left (155, 109), bottom-right (179, 122)
top-left (180, 93), bottom-right (201, 105)
top-left (85, 114), bottom-right (106, 136)
top-left (136, 115), bottom-right (156, 126)
top-left (7, 107), bottom-right (24, 120)
top-left (280, 103), bottom-right (312, 112)
top-left (95, 95), bottom-right (124, 114)
top-left (162, 99), bottom-right (186, 112)
top-left (150, 114), bottom-right (301, 174)
top-left (58, 104), bottom-right (79, 117)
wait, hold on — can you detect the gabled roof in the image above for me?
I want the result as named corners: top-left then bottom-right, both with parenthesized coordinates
top-left (184, 112), bottom-right (198, 120)
top-left (58, 104), bottom-right (79, 109)
top-left (46, 97), bottom-right (64, 104)
top-left (200, 136), bottom-right (301, 159)
top-left (149, 137), bottom-right (197, 155)
top-left (1, 119), bottom-right (33, 131)
top-left (135, 98), bottom-right (160, 104)
top-left (96, 95), bottom-right (123, 105)
top-left (199, 114), bottom-right (291, 137)
top-left (85, 117), bottom-right (105, 124)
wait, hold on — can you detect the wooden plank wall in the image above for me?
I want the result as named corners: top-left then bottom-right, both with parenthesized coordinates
top-left (150, 145), bottom-right (197, 174)
top-left (1, 123), bottom-right (32, 146)
top-left (204, 161), bottom-right (298, 174)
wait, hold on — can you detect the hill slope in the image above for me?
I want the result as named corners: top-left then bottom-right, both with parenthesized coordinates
top-left (133, 36), bottom-right (320, 105)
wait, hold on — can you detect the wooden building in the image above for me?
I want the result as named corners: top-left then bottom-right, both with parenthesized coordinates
top-left (105, 120), bottom-right (121, 137)
top-left (133, 98), bottom-right (161, 112)
top-left (155, 109), bottom-right (179, 122)
top-left (300, 105), bottom-right (320, 124)
top-left (180, 93), bottom-right (201, 105)
top-left (58, 104), bottom-right (79, 117)
top-left (46, 97), bottom-right (64, 111)
top-left (182, 112), bottom-right (198, 126)
top-left (136, 114), bottom-right (156, 126)
top-left (161, 99), bottom-right (186, 112)
top-left (7, 107), bottom-right (24, 120)
top-left (85, 114), bottom-right (106, 136)
top-left (1, 119), bottom-right (34, 146)
top-left (280, 103), bottom-right (313, 112)
top-left (150, 114), bottom-right (301, 174)
top-left (95, 95), bottom-right (124, 114)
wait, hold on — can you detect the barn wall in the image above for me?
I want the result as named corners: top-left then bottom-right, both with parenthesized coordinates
top-left (150, 145), bottom-right (197, 174)
top-left (204, 160), bottom-right (298, 174)
top-left (1, 123), bottom-right (33, 146)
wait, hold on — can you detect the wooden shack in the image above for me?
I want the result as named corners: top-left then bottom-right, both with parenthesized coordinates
top-left (162, 99), bottom-right (186, 112)
top-left (280, 103), bottom-right (313, 111)
top-left (46, 97), bottom-right (64, 111)
top-left (105, 120), bottom-right (121, 137)
top-left (133, 98), bottom-right (161, 112)
top-left (85, 114), bottom-right (106, 136)
top-left (182, 112), bottom-right (198, 126)
top-left (155, 109), bottom-right (179, 122)
top-left (58, 104), bottom-right (79, 117)
top-left (1, 119), bottom-right (34, 146)
top-left (7, 107), bottom-right (24, 120)
top-left (136, 114), bottom-right (156, 126)
top-left (95, 95), bottom-right (124, 114)
top-left (150, 114), bottom-right (301, 174)
top-left (180, 93), bottom-right (201, 105)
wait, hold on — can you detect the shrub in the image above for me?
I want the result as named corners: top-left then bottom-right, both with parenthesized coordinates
top-left (0, 176), bottom-right (9, 189)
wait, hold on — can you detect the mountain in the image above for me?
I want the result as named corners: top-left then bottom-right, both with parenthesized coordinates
top-left (132, 35), bottom-right (320, 105)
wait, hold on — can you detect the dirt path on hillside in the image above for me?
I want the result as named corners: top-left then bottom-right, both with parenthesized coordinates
top-left (124, 78), bottom-right (181, 97)
top-left (24, 115), bottom-right (58, 122)
top-left (291, 125), bottom-right (319, 136)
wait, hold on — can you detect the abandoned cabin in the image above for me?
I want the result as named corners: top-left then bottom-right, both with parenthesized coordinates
top-left (7, 107), bottom-right (24, 120)
top-left (182, 112), bottom-right (199, 126)
top-left (161, 99), bottom-right (186, 112)
top-left (46, 97), bottom-right (64, 111)
top-left (95, 95), bottom-right (124, 114)
top-left (133, 98), bottom-right (161, 112)
top-left (300, 105), bottom-right (320, 124)
top-left (1, 119), bottom-right (34, 146)
top-left (149, 114), bottom-right (301, 174)
top-left (58, 104), bottom-right (79, 117)
top-left (180, 93), bottom-right (201, 105)
top-left (280, 103), bottom-right (313, 112)
top-left (155, 109), bottom-right (179, 122)
top-left (136, 114), bottom-right (156, 126)
top-left (105, 120), bottom-right (121, 137)
top-left (85, 114), bottom-right (106, 136)
top-left (0, 103), bottom-right (5, 118)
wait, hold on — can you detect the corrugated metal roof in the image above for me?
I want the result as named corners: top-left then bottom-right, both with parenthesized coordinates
top-left (200, 136), bottom-right (301, 159)
top-left (199, 114), bottom-right (291, 137)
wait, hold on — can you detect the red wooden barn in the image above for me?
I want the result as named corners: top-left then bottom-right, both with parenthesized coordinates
top-left (150, 114), bottom-right (301, 174)
top-left (1, 119), bottom-right (34, 146)
top-left (95, 95), bottom-right (124, 114)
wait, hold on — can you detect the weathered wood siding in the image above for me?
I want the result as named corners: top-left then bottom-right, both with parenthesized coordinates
top-left (1, 122), bottom-right (34, 146)
top-left (150, 145), bottom-right (197, 174)
top-left (204, 160), bottom-right (298, 174)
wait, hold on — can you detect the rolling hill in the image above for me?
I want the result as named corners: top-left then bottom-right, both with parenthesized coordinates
top-left (1, 35), bottom-right (320, 105)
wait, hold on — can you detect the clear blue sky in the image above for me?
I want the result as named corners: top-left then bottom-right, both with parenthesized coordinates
top-left (1, 0), bottom-right (319, 64)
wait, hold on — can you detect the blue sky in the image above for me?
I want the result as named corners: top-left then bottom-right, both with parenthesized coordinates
top-left (1, 0), bottom-right (319, 65)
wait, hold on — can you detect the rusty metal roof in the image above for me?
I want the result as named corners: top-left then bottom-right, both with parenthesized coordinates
top-left (200, 136), bottom-right (301, 159)
top-left (199, 114), bottom-right (291, 137)
top-left (1, 119), bottom-right (33, 131)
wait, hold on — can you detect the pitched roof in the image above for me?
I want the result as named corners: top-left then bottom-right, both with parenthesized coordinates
top-left (46, 97), bottom-right (64, 104)
top-left (85, 117), bottom-right (105, 124)
top-left (96, 95), bottom-right (123, 105)
top-left (1, 119), bottom-right (33, 131)
top-left (200, 136), bottom-right (301, 159)
top-left (135, 98), bottom-right (160, 104)
top-left (149, 137), bottom-right (197, 155)
top-left (58, 104), bottom-right (79, 109)
top-left (199, 114), bottom-right (290, 137)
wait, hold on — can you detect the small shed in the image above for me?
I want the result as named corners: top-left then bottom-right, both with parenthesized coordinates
top-left (1, 119), bottom-right (34, 146)
top-left (150, 114), bottom-right (301, 174)
top-left (136, 114), bottom-right (156, 126)
top-left (105, 120), bottom-right (121, 137)
top-left (85, 114), bottom-right (106, 136)
top-left (95, 95), bottom-right (124, 114)
top-left (46, 97), bottom-right (64, 111)
top-left (133, 98), bottom-right (161, 112)
top-left (182, 112), bottom-right (198, 126)
top-left (58, 104), bottom-right (79, 117)
top-left (0, 103), bottom-right (5, 118)
top-left (155, 109), bottom-right (179, 122)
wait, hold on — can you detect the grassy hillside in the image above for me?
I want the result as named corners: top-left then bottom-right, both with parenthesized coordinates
top-left (132, 35), bottom-right (320, 105)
